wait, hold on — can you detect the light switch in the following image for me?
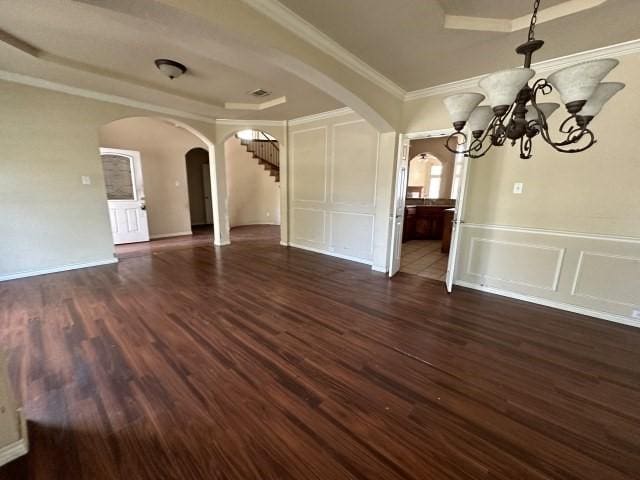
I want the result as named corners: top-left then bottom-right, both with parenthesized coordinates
top-left (81, 176), bottom-right (91, 185)
top-left (513, 182), bottom-right (524, 194)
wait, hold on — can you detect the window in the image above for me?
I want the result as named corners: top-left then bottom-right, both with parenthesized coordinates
top-left (427, 164), bottom-right (442, 199)
top-left (101, 154), bottom-right (135, 200)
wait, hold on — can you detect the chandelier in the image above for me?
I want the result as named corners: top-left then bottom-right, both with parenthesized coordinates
top-left (443, 0), bottom-right (625, 159)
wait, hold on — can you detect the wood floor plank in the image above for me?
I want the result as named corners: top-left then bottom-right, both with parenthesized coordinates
top-left (1, 225), bottom-right (639, 479)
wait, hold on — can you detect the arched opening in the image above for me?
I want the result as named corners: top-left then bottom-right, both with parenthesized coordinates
top-left (223, 129), bottom-right (281, 244)
top-left (97, 116), bottom-right (217, 256)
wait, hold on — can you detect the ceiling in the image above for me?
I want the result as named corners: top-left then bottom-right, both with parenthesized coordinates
top-left (278, 0), bottom-right (640, 91)
top-left (1, 0), bottom-right (639, 123)
top-left (0, 0), bottom-right (343, 121)
top-left (438, 0), bottom-right (568, 18)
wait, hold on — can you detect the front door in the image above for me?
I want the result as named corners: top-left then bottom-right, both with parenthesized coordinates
top-left (99, 148), bottom-right (150, 245)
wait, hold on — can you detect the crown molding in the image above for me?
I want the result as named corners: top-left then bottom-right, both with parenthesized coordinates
top-left (404, 38), bottom-right (640, 101)
top-left (241, 0), bottom-right (406, 100)
top-left (0, 69), bottom-right (218, 124)
top-left (215, 118), bottom-right (286, 127)
top-left (288, 107), bottom-right (354, 126)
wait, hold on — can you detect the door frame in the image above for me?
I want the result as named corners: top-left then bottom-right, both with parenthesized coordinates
top-left (387, 129), bottom-right (470, 290)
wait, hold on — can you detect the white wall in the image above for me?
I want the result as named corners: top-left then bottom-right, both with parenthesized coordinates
top-left (99, 117), bottom-right (207, 238)
top-left (288, 111), bottom-right (396, 269)
top-left (225, 136), bottom-right (281, 228)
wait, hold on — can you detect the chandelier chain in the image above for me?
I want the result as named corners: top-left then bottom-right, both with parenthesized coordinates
top-left (528, 0), bottom-right (541, 41)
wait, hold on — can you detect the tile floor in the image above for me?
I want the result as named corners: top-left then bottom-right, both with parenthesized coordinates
top-left (399, 240), bottom-right (449, 281)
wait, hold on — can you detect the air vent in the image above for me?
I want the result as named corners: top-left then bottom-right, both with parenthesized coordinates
top-left (248, 88), bottom-right (271, 97)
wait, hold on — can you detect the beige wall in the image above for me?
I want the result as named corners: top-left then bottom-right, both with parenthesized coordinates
top-left (0, 80), bottom-right (216, 280)
top-left (99, 117), bottom-right (207, 238)
top-left (288, 111), bottom-right (396, 269)
top-left (185, 148), bottom-right (211, 226)
top-left (402, 52), bottom-right (640, 324)
top-left (225, 137), bottom-right (281, 227)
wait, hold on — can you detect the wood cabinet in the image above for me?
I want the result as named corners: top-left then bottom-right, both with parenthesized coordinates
top-left (402, 206), bottom-right (449, 242)
top-left (441, 208), bottom-right (455, 253)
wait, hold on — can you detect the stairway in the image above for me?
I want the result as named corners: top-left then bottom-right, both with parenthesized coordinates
top-left (237, 131), bottom-right (280, 182)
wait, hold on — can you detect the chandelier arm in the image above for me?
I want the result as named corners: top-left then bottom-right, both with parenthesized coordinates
top-left (529, 78), bottom-right (598, 154)
top-left (444, 131), bottom-right (468, 154)
top-left (520, 136), bottom-right (533, 159)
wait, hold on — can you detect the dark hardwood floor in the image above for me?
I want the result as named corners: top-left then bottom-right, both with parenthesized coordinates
top-left (1, 225), bottom-right (639, 479)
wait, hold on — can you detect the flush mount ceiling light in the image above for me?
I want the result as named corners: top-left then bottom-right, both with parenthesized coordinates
top-left (443, 0), bottom-right (624, 159)
top-left (154, 59), bottom-right (187, 80)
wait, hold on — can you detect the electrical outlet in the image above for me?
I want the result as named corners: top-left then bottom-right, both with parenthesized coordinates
top-left (81, 176), bottom-right (91, 185)
top-left (513, 182), bottom-right (524, 194)
top-left (632, 309), bottom-right (640, 320)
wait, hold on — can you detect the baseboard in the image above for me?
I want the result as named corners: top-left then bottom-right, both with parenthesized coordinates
top-left (0, 258), bottom-right (118, 282)
top-left (214, 241), bottom-right (231, 246)
top-left (280, 241), bottom-right (289, 246)
top-left (288, 242), bottom-right (373, 266)
top-left (150, 230), bottom-right (193, 240)
top-left (0, 409), bottom-right (28, 467)
top-left (372, 265), bottom-right (388, 273)
top-left (454, 280), bottom-right (640, 329)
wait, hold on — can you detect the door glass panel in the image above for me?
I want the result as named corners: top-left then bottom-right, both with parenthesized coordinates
top-left (101, 154), bottom-right (135, 200)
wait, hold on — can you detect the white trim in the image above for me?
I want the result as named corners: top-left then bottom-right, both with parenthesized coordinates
top-left (0, 258), bottom-right (118, 282)
top-left (289, 242), bottom-right (373, 266)
top-left (215, 118), bottom-right (286, 127)
top-left (372, 265), bottom-right (388, 273)
top-left (444, 0), bottom-right (608, 34)
top-left (404, 38), bottom-right (640, 101)
top-left (289, 107), bottom-right (354, 126)
top-left (241, 0), bottom-right (405, 100)
top-left (0, 409), bottom-right (28, 467)
top-left (280, 241), bottom-right (289, 247)
top-left (149, 231), bottom-right (193, 240)
top-left (0, 69), bottom-right (218, 124)
top-left (462, 223), bottom-right (640, 244)
top-left (454, 280), bottom-right (640, 329)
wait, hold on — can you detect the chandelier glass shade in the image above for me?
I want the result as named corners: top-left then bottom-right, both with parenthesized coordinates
top-left (443, 0), bottom-right (625, 159)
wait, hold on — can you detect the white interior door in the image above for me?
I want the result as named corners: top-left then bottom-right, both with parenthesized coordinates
top-left (388, 135), bottom-right (411, 277)
top-left (100, 148), bottom-right (150, 245)
top-left (202, 163), bottom-right (213, 224)
top-left (445, 145), bottom-right (470, 292)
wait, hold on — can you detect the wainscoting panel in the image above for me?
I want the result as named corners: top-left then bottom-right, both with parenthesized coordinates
top-left (329, 212), bottom-right (374, 261)
top-left (292, 208), bottom-right (326, 245)
top-left (455, 224), bottom-right (640, 325)
top-left (291, 127), bottom-right (327, 203)
top-left (467, 238), bottom-right (565, 291)
top-left (331, 120), bottom-right (379, 207)
top-left (289, 112), bottom-right (381, 265)
top-left (572, 251), bottom-right (640, 309)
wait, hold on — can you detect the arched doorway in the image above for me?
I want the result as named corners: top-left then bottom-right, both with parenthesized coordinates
top-left (223, 129), bottom-right (281, 243)
top-left (97, 116), bottom-right (218, 254)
